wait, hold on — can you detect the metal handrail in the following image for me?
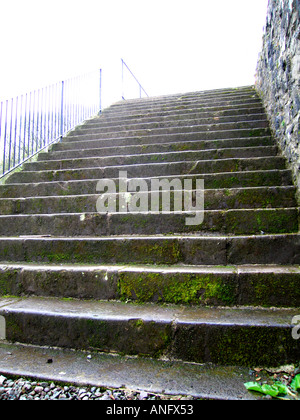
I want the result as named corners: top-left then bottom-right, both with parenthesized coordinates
top-left (0, 69), bottom-right (102, 178)
top-left (0, 59), bottom-right (149, 179)
top-left (121, 58), bottom-right (149, 100)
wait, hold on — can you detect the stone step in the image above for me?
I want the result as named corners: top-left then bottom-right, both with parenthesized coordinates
top-left (0, 342), bottom-right (264, 400)
top-left (65, 119), bottom-right (269, 141)
top-left (73, 112), bottom-right (268, 135)
top-left (99, 103), bottom-right (266, 123)
top-left (0, 234), bottom-right (299, 265)
top-left (52, 132), bottom-right (273, 153)
top-left (27, 146), bottom-right (278, 172)
top-left (116, 85), bottom-right (255, 104)
top-left (112, 94), bottom-right (260, 113)
top-left (63, 120), bottom-right (269, 142)
top-left (106, 96), bottom-right (262, 115)
top-left (110, 87), bottom-right (257, 109)
top-left (0, 170), bottom-right (293, 198)
top-left (42, 136), bottom-right (275, 161)
top-left (95, 106), bottom-right (266, 126)
top-left (0, 263), bottom-right (299, 308)
top-left (0, 208), bottom-right (297, 237)
top-left (0, 186), bottom-right (296, 215)
top-left (101, 101), bottom-right (263, 122)
top-left (6, 156), bottom-right (287, 184)
top-left (0, 296), bottom-right (299, 366)
top-left (111, 91), bottom-right (258, 106)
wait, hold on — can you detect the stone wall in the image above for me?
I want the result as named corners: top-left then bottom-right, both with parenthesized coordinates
top-left (256, 0), bottom-right (300, 198)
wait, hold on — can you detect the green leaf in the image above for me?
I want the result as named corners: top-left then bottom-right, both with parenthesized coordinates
top-left (244, 381), bottom-right (288, 397)
top-left (244, 382), bottom-right (264, 393)
top-left (261, 384), bottom-right (281, 397)
top-left (273, 382), bottom-right (289, 395)
top-left (291, 374), bottom-right (300, 392)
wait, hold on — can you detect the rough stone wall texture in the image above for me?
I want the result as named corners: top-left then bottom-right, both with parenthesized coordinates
top-left (256, 0), bottom-right (300, 197)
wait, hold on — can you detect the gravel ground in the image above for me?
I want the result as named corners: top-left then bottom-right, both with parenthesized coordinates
top-left (0, 375), bottom-right (195, 401)
top-left (1, 365), bottom-right (299, 400)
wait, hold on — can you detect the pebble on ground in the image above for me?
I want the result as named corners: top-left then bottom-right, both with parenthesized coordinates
top-left (0, 375), bottom-right (195, 401)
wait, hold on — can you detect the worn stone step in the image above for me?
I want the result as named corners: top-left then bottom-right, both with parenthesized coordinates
top-left (7, 156), bottom-right (286, 184)
top-left (110, 88), bottom-right (258, 109)
top-left (55, 129), bottom-right (272, 152)
top-left (105, 96), bottom-right (262, 116)
top-left (0, 186), bottom-right (296, 215)
top-left (64, 120), bottom-right (269, 143)
top-left (73, 113), bottom-right (268, 136)
top-left (111, 90), bottom-right (258, 107)
top-left (106, 100), bottom-right (263, 119)
top-left (95, 103), bottom-right (265, 122)
top-left (27, 146), bottom-right (278, 172)
top-left (0, 234), bottom-right (299, 265)
top-left (0, 208), bottom-right (297, 237)
top-left (0, 263), bottom-right (299, 308)
top-left (0, 296), bottom-right (299, 366)
top-left (116, 85), bottom-right (255, 104)
top-left (100, 102), bottom-right (264, 122)
top-left (52, 133), bottom-right (273, 153)
top-left (0, 342), bottom-right (264, 400)
top-left (95, 106), bottom-right (266, 126)
top-left (42, 137), bottom-right (275, 161)
top-left (111, 94), bottom-right (260, 114)
top-left (0, 170), bottom-right (293, 198)
top-left (63, 121), bottom-right (269, 143)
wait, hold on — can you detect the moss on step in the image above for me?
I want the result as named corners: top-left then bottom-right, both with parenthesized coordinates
top-left (118, 272), bottom-right (237, 306)
top-left (0, 269), bottom-right (21, 296)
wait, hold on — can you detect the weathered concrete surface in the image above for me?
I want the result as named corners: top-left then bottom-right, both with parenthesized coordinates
top-left (25, 146), bottom-right (278, 172)
top-left (0, 342), bottom-right (264, 400)
top-left (39, 136), bottom-right (275, 160)
top-left (0, 186), bottom-right (296, 215)
top-left (0, 170), bottom-right (293, 198)
top-left (0, 234), bottom-right (299, 266)
top-left (0, 208), bottom-right (297, 236)
top-left (0, 297), bottom-right (299, 366)
top-left (0, 263), bottom-right (299, 307)
top-left (8, 155), bottom-right (286, 184)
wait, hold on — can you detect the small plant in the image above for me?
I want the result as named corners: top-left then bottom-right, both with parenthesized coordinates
top-left (244, 374), bottom-right (300, 400)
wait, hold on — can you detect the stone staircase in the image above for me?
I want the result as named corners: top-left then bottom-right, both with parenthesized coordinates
top-left (0, 86), bottom-right (299, 399)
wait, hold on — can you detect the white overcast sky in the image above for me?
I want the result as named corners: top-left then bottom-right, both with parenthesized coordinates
top-left (0, 0), bottom-right (269, 106)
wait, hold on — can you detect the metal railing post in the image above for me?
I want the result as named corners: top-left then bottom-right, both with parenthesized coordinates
top-left (60, 80), bottom-right (65, 140)
top-left (3, 100), bottom-right (8, 174)
top-left (99, 68), bottom-right (102, 113)
top-left (13, 96), bottom-right (19, 167)
top-left (8, 98), bottom-right (14, 171)
top-left (121, 59), bottom-right (125, 100)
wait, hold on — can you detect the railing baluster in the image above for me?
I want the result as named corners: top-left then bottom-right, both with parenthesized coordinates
top-left (23, 93), bottom-right (28, 160)
top-left (8, 98), bottom-right (14, 171)
top-left (99, 68), bottom-right (102, 114)
top-left (0, 101), bottom-right (3, 173)
top-left (60, 80), bottom-right (65, 140)
top-left (18, 95), bottom-right (23, 164)
top-left (3, 101), bottom-right (8, 174)
top-left (31, 90), bottom-right (36, 155)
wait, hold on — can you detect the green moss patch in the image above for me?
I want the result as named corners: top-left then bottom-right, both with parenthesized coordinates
top-left (118, 272), bottom-right (237, 306)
